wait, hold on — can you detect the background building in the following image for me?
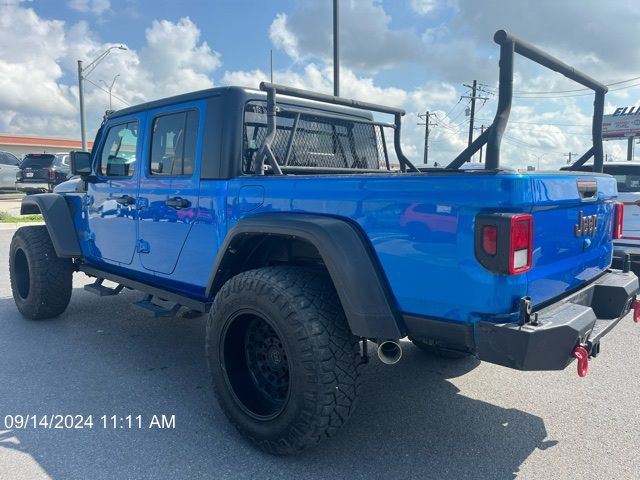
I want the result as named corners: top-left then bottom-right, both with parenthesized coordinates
top-left (0, 134), bottom-right (93, 159)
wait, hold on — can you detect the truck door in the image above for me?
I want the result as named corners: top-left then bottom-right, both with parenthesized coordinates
top-left (87, 116), bottom-right (142, 265)
top-left (136, 105), bottom-right (202, 274)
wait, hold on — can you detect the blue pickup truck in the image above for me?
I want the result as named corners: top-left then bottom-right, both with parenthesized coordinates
top-left (8, 31), bottom-right (639, 454)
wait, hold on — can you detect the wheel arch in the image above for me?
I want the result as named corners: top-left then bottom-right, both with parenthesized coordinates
top-left (20, 193), bottom-right (81, 258)
top-left (206, 213), bottom-right (404, 339)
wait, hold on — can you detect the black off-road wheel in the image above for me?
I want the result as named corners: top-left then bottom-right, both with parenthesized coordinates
top-left (410, 338), bottom-right (469, 359)
top-left (9, 226), bottom-right (73, 320)
top-left (206, 266), bottom-right (363, 455)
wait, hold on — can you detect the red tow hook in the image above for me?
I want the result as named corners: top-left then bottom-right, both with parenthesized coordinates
top-left (573, 346), bottom-right (589, 378)
top-left (631, 297), bottom-right (640, 323)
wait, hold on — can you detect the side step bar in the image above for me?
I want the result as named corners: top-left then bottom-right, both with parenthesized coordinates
top-left (133, 294), bottom-right (181, 318)
top-left (84, 279), bottom-right (125, 297)
top-left (79, 264), bottom-right (210, 313)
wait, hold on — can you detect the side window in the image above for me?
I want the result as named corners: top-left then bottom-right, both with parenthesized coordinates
top-left (150, 110), bottom-right (198, 176)
top-left (99, 121), bottom-right (138, 177)
top-left (0, 153), bottom-right (18, 165)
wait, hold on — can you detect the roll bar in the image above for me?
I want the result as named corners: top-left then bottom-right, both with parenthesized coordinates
top-left (254, 82), bottom-right (419, 174)
top-left (447, 30), bottom-right (608, 172)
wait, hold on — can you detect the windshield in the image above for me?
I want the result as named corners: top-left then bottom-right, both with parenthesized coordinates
top-left (21, 154), bottom-right (55, 168)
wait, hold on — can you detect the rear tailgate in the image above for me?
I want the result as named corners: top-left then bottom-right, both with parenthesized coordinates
top-left (528, 172), bottom-right (617, 306)
top-left (19, 154), bottom-right (54, 181)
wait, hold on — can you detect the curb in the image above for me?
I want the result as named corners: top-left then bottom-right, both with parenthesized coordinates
top-left (0, 222), bottom-right (45, 230)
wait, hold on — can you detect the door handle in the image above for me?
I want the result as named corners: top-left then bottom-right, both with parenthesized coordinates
top-left (165, 197), bottom-right (190, 209)
top-left (115, 195), bottom-right (135, 205)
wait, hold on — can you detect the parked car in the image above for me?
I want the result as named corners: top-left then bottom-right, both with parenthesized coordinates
top-left (0, 150), bottom-right (21, 190)
top-left (15, 153), bottom-right (72, 193)
top-left (9, 30), bottom-right (640, 455)
top-left (562, 162), bottom-right (640, 273)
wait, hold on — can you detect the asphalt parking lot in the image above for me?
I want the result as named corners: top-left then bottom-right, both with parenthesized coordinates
top-left (0, 228), bottom-right (638, 480)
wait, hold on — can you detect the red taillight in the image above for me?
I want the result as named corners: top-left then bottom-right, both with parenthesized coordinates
top-left (48, 169), bottom-right (56, 181)
top-left (482, 225), bottom-right (497, 255)
top-left (613, 202), bottom-right (624, 239)
top-left (509, 214), bottom-right (532, 274)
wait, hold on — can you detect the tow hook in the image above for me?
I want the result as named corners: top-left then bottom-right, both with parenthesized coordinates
top-left (631, 297), bottom-right (640, 323)
top-left (573, 345), bottom-right (589, 378)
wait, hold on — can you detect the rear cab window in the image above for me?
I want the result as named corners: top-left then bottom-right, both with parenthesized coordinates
top-left (54, 154), bottom-right (70, 168)
top-left (242, 100), bottom-right (391, 174)
top-left (21, 154), bottom-right (55, 169)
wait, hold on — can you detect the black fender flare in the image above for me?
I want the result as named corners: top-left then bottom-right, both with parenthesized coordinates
top-left (206, 213), bottom-right (404, 340)
top-left (21, 193), bottom-right (81, 258)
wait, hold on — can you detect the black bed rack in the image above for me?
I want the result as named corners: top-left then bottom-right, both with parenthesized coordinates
top-left (254, 82), bottom-right (419, 175)
top-left (254, 29), bottom-right (607, 175)
top-left (447, 30), bottom-right (608, 172)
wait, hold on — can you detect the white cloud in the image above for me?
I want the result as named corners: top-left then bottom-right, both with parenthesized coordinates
top-left (269, 13), bottom-right (300, 61)
top-left (268, 0), bottom-right (423, 72)
top-left (67, 0), bottom-right (110, 15)
top-left (0, 2), bottom-right (222, 139)
top-left (410, 0), bottom-right (438, 16)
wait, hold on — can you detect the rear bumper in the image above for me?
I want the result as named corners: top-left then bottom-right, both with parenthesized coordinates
top-left (475, 269), bottom-right (639, 371)
top-left (15, 181), bottom-right (51, 192)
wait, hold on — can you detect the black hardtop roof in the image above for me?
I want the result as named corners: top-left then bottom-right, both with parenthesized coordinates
top-left (108, 86), bottom-right (374, 121)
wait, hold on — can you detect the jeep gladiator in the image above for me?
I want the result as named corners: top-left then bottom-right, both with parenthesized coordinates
top-left (9, 31), bottom-right (640, 454)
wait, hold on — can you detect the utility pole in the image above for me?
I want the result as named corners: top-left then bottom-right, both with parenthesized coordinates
top-left (564, 152), bottom-right (575, 164)
top-left (628, 136), bottom-right (634, 161)
top-left (333, 0), bottom-right (340, 96)
top-left (417, 111), bottom-right (437, 165)
top-left (478, 125), bottom-right (485, 163)
top-left (462, 80), bottom-right (488, 157)
top-left (467, 80), bottom-right (477, 147)
top-left (270, 49), bottom-right (273, 83)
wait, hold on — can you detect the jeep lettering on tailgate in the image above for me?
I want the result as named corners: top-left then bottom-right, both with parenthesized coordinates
top-left (575, 211), bottom-right (599, 236)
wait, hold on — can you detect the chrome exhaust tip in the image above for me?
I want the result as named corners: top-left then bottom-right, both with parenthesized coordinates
top-left (377, 340), bottom-right (402, 365)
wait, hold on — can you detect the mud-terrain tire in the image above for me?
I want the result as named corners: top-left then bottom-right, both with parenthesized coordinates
top-left (206, 266), bottom-right (363, 455)
top-left (9, 226), bottom-right (73, 320)
top-left (410, 338), bottom-right (469, 359)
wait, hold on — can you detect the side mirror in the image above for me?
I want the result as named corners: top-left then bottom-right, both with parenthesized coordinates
top-left (70, 151), bottom-right (92, 176)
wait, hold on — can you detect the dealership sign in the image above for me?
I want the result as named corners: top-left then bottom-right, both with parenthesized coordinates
top-left (602, 106), bottom-right (640, 139)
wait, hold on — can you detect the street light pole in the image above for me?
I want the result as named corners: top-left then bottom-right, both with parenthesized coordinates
top-left (333, 0), bottom-right (339, 96)
top-left (77, 45), bottom-right (127, 151)
top-left (77, 60), bottom-right (87, 151)
top-left (100, 74), bottom-right (120, 111)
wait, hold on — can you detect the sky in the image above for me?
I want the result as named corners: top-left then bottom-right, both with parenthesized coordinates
top-left (1, 0), bottom-right (639, 169)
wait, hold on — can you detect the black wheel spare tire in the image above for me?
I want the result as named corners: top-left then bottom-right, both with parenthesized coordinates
top-left (9, 225), bottom-right (73, 320)
top-left (206, 266), bottom-right (363, 455)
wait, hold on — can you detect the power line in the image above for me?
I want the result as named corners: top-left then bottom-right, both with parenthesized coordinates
top-left (479, 74), bottom-right (640, 96)
top-left (476, 118), bottom-right (591, 127)
top-left (512, 81), bottom-right (640, 98)
top-left (84, 77), bottom-right (130, 107)
top-left (501, 133), bottom-right (566, 155)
